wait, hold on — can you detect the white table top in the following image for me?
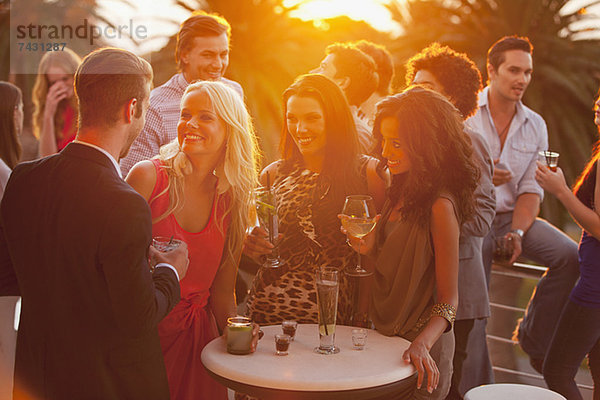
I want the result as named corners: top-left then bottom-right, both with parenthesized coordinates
top-left (202, 324), bottom-right (416, 392)
top-left (465, 384), bottom-right (566, 400)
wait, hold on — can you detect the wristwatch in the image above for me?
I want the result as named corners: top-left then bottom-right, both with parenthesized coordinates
top-left (510, 229), bottom-right (524, 239)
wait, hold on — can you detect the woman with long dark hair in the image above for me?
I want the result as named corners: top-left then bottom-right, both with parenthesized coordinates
top-left (0, 82), bottom-right (23, 177)
top-left (345, 87), bottom-right (478, 399)
top-left (540, 91), bottom-right (600, 400)
top-left (244, 73), bottom-right (387, 327)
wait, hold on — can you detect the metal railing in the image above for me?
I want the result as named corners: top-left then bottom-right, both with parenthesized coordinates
top-left (488, 262), bottom-right (594, 394)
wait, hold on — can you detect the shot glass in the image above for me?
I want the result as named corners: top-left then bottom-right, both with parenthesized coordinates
top-left (152, 236), bottom-right (182, 252)
top-left (351, 328), bottom-right (367, 350)
top-left (282, 320), bottom-right (298, 341)
top-left (275, 334), bottom-right (291, 355)
top-left (538, 151), bottom-right (560, 172)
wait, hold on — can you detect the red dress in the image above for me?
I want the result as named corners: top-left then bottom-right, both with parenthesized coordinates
top-left (149, 159), bottom-right (229, 400)
top-left (56, 104), bottom-right (76, 151)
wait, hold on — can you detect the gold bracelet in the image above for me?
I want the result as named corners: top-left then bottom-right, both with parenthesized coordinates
top-left (430, 303), bottom-right (457, 331)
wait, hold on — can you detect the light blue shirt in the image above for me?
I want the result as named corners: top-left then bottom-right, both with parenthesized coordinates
top-left (466, 86), bottom-right (547, 213)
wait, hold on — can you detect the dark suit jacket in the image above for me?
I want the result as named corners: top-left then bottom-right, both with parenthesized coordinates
top-left (0, 143), bottom-right (180, 400)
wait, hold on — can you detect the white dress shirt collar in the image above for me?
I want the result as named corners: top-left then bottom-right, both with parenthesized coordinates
top-left (73, 140), bottom-right (123, 179)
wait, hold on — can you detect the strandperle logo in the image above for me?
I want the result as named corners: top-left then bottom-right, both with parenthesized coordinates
top-left (15, 19), bottom-right (147, 46)
top-left (9, 14), bottom-right (151, 74)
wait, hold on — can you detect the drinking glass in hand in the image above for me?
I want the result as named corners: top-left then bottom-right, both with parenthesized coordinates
top-left (538, 151), bottom-right (560, 172)
top-left (152, 236), bottom-right (182, 252)
top-left (493, 236), bottom-right (514, 264)
top-left (315, 267), bottom-right (340, 355)
top-left (254, 187), bottom-right (285, 268)
top-left (341, 195), bottom-right (377, 277)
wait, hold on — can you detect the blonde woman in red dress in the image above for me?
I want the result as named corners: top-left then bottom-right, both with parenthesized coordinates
top-left (32, 48), bottom-right (81, 157)
top-left (127, 80), bottom-right (260, 399)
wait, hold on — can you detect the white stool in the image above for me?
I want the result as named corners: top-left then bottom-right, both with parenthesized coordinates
top-left (465, 383), bottom-right (566, 400)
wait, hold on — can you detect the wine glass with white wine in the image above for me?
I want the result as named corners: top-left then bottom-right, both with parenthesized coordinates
top-left (340, 195), bottom-right (377, 277)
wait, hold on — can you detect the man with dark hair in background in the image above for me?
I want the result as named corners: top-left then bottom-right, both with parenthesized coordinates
top-left (467, 36), bottom-right (579, 375)
top-left (120, 10), bottom-right (243, 176)
top-left (355, 40), bottom-right (394, 126)
top-left (312, 42), bottom-right (378, 153)
top-left (407, 43), bottom-right (496, 398)
top-left (0, 47), bottom-right (188, 399)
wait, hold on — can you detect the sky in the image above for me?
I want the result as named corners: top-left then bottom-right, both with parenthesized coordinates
top-left (95, 0), bottom-right (399, 54)
top-left (95, 0), bottom-right (599, 54)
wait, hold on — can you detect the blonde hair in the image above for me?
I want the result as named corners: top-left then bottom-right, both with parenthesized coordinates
top-left (32, 48), bottom-right (81, 139)
top-left (153, 81), bottom-right (260, 263)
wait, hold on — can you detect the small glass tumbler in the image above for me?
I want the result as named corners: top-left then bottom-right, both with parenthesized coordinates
top-left (282, 320), bottom-right (298, 341)
top-left (226, 317), bottom-right (253, 355)
top-left (538, 151), bottom-right (560, 172)
top-left (152, 236), bottom-right (181, 252)
top-left (493, 236), bottom-right (514, 264)
top-left (352, 328), bottom-right (367, 350)
top-left (275, 334), bottom-right (291, 355)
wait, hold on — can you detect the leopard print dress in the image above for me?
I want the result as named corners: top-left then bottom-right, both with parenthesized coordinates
top-left (246, 158), bottom-right (370, 326)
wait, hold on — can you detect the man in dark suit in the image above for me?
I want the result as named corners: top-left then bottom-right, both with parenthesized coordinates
top-left (0, 47), bottom-right (189, 400)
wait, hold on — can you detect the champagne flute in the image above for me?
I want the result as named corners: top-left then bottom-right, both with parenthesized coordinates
top-left (254, 187), bottom-right (285, 268)
top-left (340, 195), bottom-right (377, 277)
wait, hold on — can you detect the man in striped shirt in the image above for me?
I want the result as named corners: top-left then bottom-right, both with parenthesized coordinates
top-left (120, 11), bottom-right (243, 176)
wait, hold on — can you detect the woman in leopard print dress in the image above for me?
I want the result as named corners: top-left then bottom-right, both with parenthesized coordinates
top-left (244, 74), bottom-right (387, 326)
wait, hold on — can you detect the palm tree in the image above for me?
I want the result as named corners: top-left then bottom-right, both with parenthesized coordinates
top-left (388, 0), bottom-right (600, 228)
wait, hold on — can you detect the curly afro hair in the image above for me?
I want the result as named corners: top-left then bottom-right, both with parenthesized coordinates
top-left (405, 43), bottom-right (482, 119)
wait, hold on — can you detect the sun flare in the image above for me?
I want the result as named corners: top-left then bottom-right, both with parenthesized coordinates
top-left (283, 0), bottom-right (401, 36)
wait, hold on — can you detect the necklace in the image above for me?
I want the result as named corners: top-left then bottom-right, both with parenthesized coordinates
top-left (496, 110), bottom-right (516, 148)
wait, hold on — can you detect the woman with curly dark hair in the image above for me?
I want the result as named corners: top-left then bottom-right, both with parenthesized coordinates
top-left (344, 86), bottom-right (478, 399)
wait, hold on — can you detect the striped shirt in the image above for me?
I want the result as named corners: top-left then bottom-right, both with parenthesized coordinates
top-left (119, 73), bottom-right (243, 177)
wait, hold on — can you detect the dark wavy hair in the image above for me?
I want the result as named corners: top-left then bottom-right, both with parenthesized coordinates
top-left (354, 40), bottom-right (394, 96)
top-left (487, 36), bottom-right (533, 71)
top-left (0, 82), bottom-right (23, 169)
top-left (325, 42), bottom-right (378, 106)
top-left (574, 89), bottom-right (600, 208)
top-left (372, 86), bottom-right (479, 226)
top-left (279, 74), bottom-right (362, 203)
top-left (405, 43), bottom-right (482, 119)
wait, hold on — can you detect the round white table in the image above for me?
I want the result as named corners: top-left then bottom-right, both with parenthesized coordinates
top-left (465, 383), bottom-right (566, 400)
top-left (202, 324), bottom-right (417, 400)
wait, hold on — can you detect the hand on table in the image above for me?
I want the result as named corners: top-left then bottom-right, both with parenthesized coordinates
top-left (402, 340), bottom-right (438, 394)
top-left (250, 323), bottom-right (263, 352)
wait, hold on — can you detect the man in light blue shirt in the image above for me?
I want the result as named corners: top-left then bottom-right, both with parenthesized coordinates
top-left (467, 36), bottom-right (578, 374)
